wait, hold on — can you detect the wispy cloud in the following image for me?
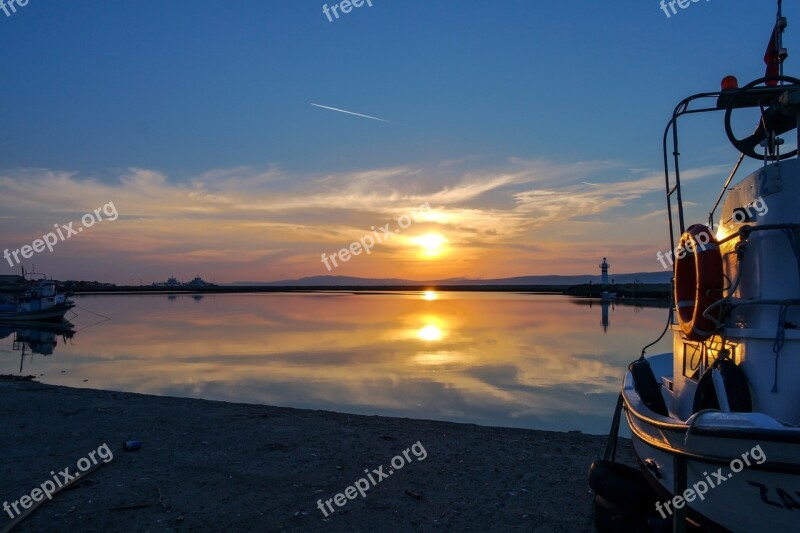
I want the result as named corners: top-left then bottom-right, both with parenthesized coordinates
top-left (0, 159), bottom-right (727, 282)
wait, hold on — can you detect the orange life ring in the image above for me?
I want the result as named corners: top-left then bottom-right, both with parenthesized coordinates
top-left (674, 224), bottom-right (724, 341)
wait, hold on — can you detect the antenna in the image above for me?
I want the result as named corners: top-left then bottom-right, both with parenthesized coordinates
top-left (778, 0), bottom-right (788, 79)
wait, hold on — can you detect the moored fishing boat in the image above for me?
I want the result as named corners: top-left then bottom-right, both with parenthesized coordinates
top-left (0, 270), bottom-right (75, 322)
top-left (590, 2), bottom-right (800, 531)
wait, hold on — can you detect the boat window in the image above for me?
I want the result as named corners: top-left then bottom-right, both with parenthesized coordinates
top-left (683, 342), bottom-right (703, 381)
top-left (683, 341), bottom-right (738, 381)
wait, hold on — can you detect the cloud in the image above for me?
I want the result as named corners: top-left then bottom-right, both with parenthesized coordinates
top-left (0, 159), bottom-right (727, 282)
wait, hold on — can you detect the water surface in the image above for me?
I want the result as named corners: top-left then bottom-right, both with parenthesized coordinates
top-left (0, 292), bottom-right (671, 434)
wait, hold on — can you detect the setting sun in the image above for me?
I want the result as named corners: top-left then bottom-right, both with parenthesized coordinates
top-left (415, 233), bottom-right (447, 257)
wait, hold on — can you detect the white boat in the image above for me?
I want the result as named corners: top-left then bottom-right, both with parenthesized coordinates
top-left (591, 3), bottom-right (800, 531)
top-left (0, 273), bottom-right (75, 322)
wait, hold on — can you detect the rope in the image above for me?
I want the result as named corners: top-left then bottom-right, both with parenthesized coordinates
top-left (639, 305), bottom-right (674, 360)
top-left (72, 304), bottom-right (112, 332)
top-left (684, 408), bottom-right (721, 447)
top-left (772, 303), bottom-right (789, 393)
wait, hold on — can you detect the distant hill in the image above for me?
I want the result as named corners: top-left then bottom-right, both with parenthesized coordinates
top-left (230, 272), bottom-right (671, 287)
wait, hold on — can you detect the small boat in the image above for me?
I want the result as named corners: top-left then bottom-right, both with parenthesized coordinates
top-left (591, 3), bottom-right (800, 531)
top-left (0, 270), bottom-right (75, 322)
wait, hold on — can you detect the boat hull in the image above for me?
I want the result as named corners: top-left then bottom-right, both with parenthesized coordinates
top-left (630, 426), bottom-right (800, 530)
top-left (0, 302), bottom-right (75, 322)
top-left (623, 354), bottom-right (800, 530)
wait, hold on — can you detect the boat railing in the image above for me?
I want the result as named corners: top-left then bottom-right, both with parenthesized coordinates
top-left (662, 81), bottom-right (800, 271)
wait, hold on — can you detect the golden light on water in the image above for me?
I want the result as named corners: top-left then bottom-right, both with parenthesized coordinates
top-left (1, 292), bottom-right (674, 433)
top-left (423, 290), bottom-right (438, 301)
top-left (417, 324), bottom-right (443, 341)
top-left (412, 351), bottom-right (462, 366)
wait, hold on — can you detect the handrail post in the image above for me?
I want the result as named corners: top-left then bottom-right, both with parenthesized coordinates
top-left (672, 120), bottom-right (686, 234)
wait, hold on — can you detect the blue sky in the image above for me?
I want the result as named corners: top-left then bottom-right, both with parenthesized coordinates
top-left (0, 0), bottom-right (797, 283)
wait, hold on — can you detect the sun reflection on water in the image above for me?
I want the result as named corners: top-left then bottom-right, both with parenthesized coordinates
top-left (417, 324), bottom-right (443, 341)
top-left (0, 292), bottom-right (673, 433)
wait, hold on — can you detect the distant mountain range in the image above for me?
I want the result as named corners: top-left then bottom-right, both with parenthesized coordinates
top-left (230, 272), bottom-right (671, 287)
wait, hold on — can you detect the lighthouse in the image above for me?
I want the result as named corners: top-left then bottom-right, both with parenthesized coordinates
top-left (599, 257), bottom-right (610, 286)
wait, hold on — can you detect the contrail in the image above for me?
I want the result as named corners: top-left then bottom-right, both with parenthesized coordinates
top-left (310, 103), bottom-right (392, 123)
top-left (581, 181), bottom-right (600, 187)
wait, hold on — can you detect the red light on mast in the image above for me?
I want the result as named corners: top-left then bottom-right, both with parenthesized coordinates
top-left (721, 76), bottom-right (739, 91)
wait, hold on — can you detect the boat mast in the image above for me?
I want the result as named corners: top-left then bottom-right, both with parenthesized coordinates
top-left (776, 0), bottom-right (800, 158)
top-left (778, 0), bottom-right (786, 79)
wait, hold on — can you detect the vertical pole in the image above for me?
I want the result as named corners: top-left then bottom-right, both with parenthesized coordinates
top-left (673, 456), bottom-right (687, 533)
top-left (778, 0), bottom-right (786, 80)
top-left (664, 121), bottom-right (677, 254)
top-left (672, 121), bottom-right (686, 234)
top-left (602, 394), bottom-right (623, 462)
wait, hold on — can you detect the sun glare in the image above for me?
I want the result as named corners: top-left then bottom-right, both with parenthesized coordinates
top-left (423, 290), bottom-right (437, 301)
top-left (415, 233), bottom-right (446, 257)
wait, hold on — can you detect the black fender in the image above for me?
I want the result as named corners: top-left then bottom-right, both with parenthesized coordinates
top-left (693, 359), bottom-right (752, 413)
top-left (592, 494), bottom-right (651, 533)
top-left (588, 460), bottom-right (659, 512)
top-left (629, 358), bottom-right (669, 417)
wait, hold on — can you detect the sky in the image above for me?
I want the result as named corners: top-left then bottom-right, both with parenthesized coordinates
top-left (0, 0), bottom-right (797, 284)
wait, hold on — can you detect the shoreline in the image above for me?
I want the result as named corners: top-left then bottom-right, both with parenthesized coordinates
top-left (65, 285), bottom-right (672, 303)
top-left (0, 378), bottom-right (632, 531)
top-left (70, 285), bottom-right (571, 295)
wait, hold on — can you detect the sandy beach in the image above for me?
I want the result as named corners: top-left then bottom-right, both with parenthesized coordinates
top-left (0, 376), bottom-right (634, 532)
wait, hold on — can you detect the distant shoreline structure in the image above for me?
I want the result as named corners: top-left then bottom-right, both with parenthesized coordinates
top-left (227, 272), bottom-right (671, 288)
top-left (151, 276), bottom-right (217, 288)
top-left (60, 281), bottom-right (671, 300)
top-left (57, 272), bottom-right (671, 298)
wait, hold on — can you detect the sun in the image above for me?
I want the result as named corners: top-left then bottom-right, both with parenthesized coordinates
top-left (415, 233), bottom-right (446, 257)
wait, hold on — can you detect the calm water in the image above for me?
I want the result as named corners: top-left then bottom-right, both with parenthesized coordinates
top-left (0, 292), bottom-right (671, 434)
